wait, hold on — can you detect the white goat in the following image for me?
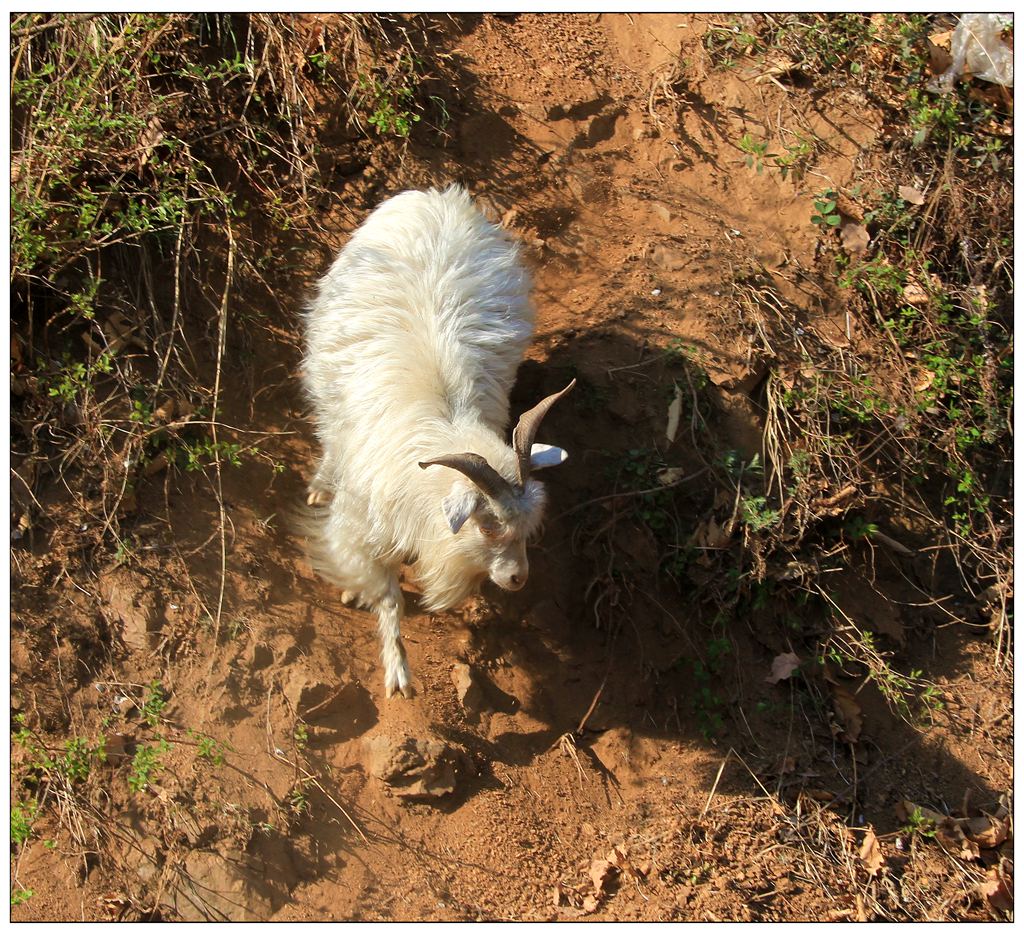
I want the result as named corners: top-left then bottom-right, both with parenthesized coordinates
top-left (302, 186), bottom-right (573, 698)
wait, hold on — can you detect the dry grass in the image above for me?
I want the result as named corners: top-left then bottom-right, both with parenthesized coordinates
top-left (9, 12), bottom-right (446, 916)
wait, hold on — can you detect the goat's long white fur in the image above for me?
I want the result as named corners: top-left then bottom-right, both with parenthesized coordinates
top-left (302, 186), bottom-right (564, 698)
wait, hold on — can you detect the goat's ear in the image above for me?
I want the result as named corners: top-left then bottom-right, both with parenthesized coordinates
top-left (529, 443), bottom-right (569, 470)
top-left (441, 487), bottom-right (481, 534)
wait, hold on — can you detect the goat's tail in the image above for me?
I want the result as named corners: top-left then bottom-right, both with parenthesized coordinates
top-left (288, 499), bottom-right (347, 587)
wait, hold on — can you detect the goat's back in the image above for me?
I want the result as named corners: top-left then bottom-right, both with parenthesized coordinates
top-left (304, 186), bottom-right (534, 435)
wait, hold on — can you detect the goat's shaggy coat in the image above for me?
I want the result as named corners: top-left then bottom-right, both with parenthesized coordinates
top-left (302, 186), bottom-right (569, 697)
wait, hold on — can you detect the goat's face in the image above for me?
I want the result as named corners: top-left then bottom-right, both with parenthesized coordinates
top-left (478, 519), bottom-right (529, 591)
top-left (440, 477), bottom-right (547, 592)
top-left (420, 378), bottom-right (575, 596)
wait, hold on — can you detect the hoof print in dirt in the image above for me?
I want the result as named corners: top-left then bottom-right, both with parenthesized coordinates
top-left (451, 663), bottom-right (517, 720)
top-left (284, 669), bottom-right (349, 720)
top-left (365, 734), bottom-right (475, 801)
top-left (451, 663), bottom-right (488, 719)
top-left (167, 850), bottom-right (280, 922)
top-left (248, 641), bottom-right (274, 670)
top-left (98, 570), bottom-right (165, 652)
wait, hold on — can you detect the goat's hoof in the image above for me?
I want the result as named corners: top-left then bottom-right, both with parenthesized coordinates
top-left (385, 672), bottom-right (414, 699)
top-left (341, 590), bottom-right (361, 607)
top-left (306, 486), bottom-right (332, 507)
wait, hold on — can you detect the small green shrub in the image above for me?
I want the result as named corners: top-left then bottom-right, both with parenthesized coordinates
top-left (128, 739), bottom-right (171, 793)
top-left (11, 801), bottom-right (38, 848)
top-left (810, 190), bottom-right (841, 228)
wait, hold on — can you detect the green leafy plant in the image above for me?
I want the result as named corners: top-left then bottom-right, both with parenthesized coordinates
top-left (293, 722), bottom-right (309, 754)
top-left (287, 778), bottom-right (312, 816)
top-left (43, 352), bottom-right (115, 403)
top-left (811, 190), bottom-right (841, 227)
top-left (738, 133), bottom-right (776, 173)
top-left (902, 806), bottom-right (937, 839)
top-left (739, 132), bottom-right (815, 179)
top-left (741, 496), bottom-right (780, 531)
top-left (703, 20), bottom-right (764, 68)
top-left (358, 53), bottom-right (423, 138)
top-left (188, 729), bottom-right (228, 767)
top-left (128, 739), bottom-right (171, 793)
top-left (140, 680), bottom-right (167, 727)
top-left (775, 134), bottom-right (816, 179)
top-left (170, 436), bottom-right (247, 472)
top-left (11, 801), bottom-right (38, 848)
top-left (14, 720), bottom-right (107, 785)
top-left (844, 517), bottom-right (878, 540)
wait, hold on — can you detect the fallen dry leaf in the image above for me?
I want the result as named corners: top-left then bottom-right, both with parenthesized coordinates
top-left (766, 652), bottom-right (801, 684)
top-left (913, 369), bottom-right (936, 393)
top-left (936, 818), bottom-right (981, 861)
top-left (858, 827), bottom-right (886, 877)
top-left (840, 221), bottom-right (870, 256)
top-left (902, 277), bottom-right (930, 306)
top-left (103, 733), bottom-right (136, 765)
top-left (152, 398), bottom-right (179, 423)
top-left (657, 466), bottom-right (686, 486)
top-left (965, 813), bottom-right (1010, 849)
top-left (589, 858), bottom-right (616, 893)
top-left (978, 864), bottom-right (1013, 914)
top-left (898, 184), bottom-right (926, 205)
top-left (834, 191), bottom-right (864, 222)
top-left (553, 882), bottom-right (584, 909)
top-left (693, 516), bottom-right (734, 550)
top-left (142, 452), bottom-right (171, 478)
top-left (607, 844), bottom-right (647, 881)
top-left (927, 30), bottom-right (954, 74)
top-left (829, 682), bottom-right (863, 743)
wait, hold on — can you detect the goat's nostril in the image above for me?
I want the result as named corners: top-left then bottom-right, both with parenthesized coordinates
top-left (510, 575), bottom-right (521, 587)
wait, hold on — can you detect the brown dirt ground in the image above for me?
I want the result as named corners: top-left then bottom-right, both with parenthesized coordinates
top-left (10, 13), bottom-right (1012, 921)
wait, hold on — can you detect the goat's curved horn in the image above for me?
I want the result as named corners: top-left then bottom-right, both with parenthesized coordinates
top-left (419, 452), bottom-right (513, 501)
top-left (512, 378), bottom-right (576, 486)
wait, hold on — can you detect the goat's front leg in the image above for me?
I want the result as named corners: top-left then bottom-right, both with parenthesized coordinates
top-left (374, 573), bottom-right (412, 698)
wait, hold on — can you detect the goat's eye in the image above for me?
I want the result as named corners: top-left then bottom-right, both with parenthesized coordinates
top-left (479, 523), bottom-right (500, 539)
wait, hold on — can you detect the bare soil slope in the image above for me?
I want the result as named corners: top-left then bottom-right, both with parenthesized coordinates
top-left (11, 14), bottom-right (1011, 921)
